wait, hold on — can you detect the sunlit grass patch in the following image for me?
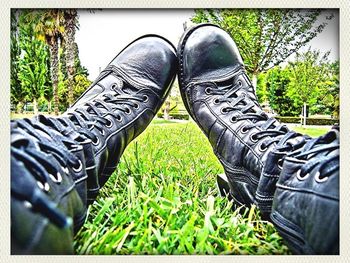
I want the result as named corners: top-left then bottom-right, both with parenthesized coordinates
top-left (74, 122), bottom-right (290, 255)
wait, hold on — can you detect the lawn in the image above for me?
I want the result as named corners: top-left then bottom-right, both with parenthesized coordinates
top-left (291, 126), bottom-right (330, 138)
top-left (74, 120), bottom-right (291, 255)
top-left (11, 113), bottom-right (329, 254)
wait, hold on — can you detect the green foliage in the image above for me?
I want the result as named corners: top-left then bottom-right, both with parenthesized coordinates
top-left (288, 49), bottom-right (329, 104)
top-left (275, 116), bottom-right (339, 126)
top-left (74, 122), bottom-right (289, 255)
top-left (265, 66), bottom-right (300, 116)
top-left (11, 10), bottom-right (26, 112)
top-left (61, 42), bottom-right (89, 79)
top-left (287, 48), bottom-right (338, 117)
top-left (17, 35), bottom-right (50, 112)
top-left (11, 9), bottom-right (90, 114)
top-left (58, 74), bottom-right (92, 110)
top-left (192, 9), bottom-right (333, 76)
top-left (316, 61), bottom-right (339, 118)
top-left (256, 72), bottom-right (268, 103)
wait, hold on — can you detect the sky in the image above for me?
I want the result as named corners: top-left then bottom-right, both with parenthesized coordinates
top-left (75, 9), bottom-right (339, 80)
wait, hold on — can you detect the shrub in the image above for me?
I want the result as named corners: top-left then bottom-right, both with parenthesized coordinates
top-left (169, 113), bottom-right (190, 120)
top-left (275, 116), bottom-right (339, 125)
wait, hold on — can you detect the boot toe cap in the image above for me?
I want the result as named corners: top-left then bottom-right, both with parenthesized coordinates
top-left (111, 35), bottom-right (177, 96)
top-left (180, 24), bottom-right (244, 85)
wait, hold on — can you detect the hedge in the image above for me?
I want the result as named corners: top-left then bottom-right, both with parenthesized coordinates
top-left (169, 113), bottom-right (190, 120)
top-left (275, 116), bottom-right (339, 126)
top-left (157, 110), bottom-right (190, 120)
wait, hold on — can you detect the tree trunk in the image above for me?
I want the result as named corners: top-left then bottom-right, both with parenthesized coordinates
top-left (64, 10), bottom-right (77, 107)
top-left (48, 37), bottom-right (60, 115)
top-left (47, 100), bottom-right (52, 113)
top-left (33, 98), bottom-right (38, 115)
top-left (163, 100), bottom-right (170, 120)
top-left (251, 73), bottom-right (258, 94)
top-left (302, 102), bottom-right (307, 128)
top-left (16, 101), bottom-right (24, 114)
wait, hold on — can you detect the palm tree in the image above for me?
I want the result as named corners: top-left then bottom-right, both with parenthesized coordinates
top-left (27, 9), bottom-right (65, 115)
top-left (63, 9), bottom-right (78, 107)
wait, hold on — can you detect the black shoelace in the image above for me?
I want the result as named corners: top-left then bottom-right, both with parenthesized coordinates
top-left (11, 132), bottom-right (74, 228)
top-left (61, 77), bottom-right (148, 145)
top-left (203, 73), bottom-right (306, 151)
top-left (14, 119), bottom-right (82, 171)
top-left (293, 131), bottom-right (339, 182)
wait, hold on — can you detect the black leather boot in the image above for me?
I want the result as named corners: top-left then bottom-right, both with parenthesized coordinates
top-left (11, 121), bottom-right (86, 254)
top-left (11, 35), bottom-right (177, 254)
top-left (271, 127), bottom-right (339, 254)
top-left (178, 24), bottom-right (309, 217)
top-left (36, 35), bottom-right (177, 200)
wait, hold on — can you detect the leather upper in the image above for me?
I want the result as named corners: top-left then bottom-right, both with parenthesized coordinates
top-left (11, 122), bottom-right (86, 254)
top-left (178, 24), bottom-right (309, 212)
top-left (179, 24), bottom-right (244, 85)
top-left (12, 35), bottom-right (177, 254)
top-left (271, 128), bottom-right (339, 254)
top-left (43, 35), bottom-right (177, 195)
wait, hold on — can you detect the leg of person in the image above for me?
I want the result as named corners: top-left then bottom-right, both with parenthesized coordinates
top-left (177, 23), bottom-right (339, 254)
top-left (11, 34), bottom-right (177, 254)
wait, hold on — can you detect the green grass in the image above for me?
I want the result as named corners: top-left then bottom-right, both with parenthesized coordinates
top-left (74, 122), bottom-right (290, 255)
top-left (150, 118), bottom-right (178, 125)
top-left (11, 111), bottom-right (328, 254)
top-left (290, 126), bottom-right (329, 138)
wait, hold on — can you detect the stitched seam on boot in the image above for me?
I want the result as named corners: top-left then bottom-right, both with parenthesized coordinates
top-left (276, 183), bottom-right (339, 201)
top-left (201, 99), bottom-right (263, 167)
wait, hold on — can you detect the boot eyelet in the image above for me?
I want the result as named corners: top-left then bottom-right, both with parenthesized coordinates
top-left (142, 95), bottom-right (149, 102)
top-left (220, 108), bottom-right (228, 114)
top-left (277, 158), bottom-right (284, 169)
top-left (237, 80), bottom-right (242, 87)
top-left (230, 116), bottom-right (237, 123)
top-left (315, 171), bottom-right (328, 183)
top-left (92, 136), bottom-right (100, 145)
top-left (240, 126), bottom-right (249, 134)
top-left (50, 172), bottom-right (62, 183)
top-left (205, 87), bottom-right (212, 94)
top-left (100, 129), bottom-right (105, 136)
top-left (296, 170), bottom-right (310, 181)
top-left (258, 142), bottom-right (267, 152)
top-left (250, 133), bottom-right (259, 143)
top-left (116, 115), bottom-right (123, 122)
top-left (133, 103), bottom-right (139, 109)
top-left (213, 98), bottom-right (220, 105)
top-left (125, 108), bottom-right (131, 115)
top-left (37, 181), bottom-right (50, 192)
top-left (105, 119), bottom-right (113, 128)
top-left (73, 160), bottom-right (83, 173)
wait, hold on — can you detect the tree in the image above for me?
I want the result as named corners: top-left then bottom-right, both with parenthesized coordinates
top-left (17, 32), bottom-right (50, 115)
top-left (265, 66), bottom-right (299, 116)
top-left (309, 60), bottom-right (339, 118)
top-left (328, 61), bottom-right (340, 118)
top-left (63, 9), bottom-right (79, 107)
top-left (27, 10), bottom-right (65, 115)
top-left (192, 9), bottom-right (333, 92)
top-left (58, 74), bottom-right (92, 111)
top-left (10, 10), bottom-right (25, 113)
top-left (287, 48), bottom-right (331, 126)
